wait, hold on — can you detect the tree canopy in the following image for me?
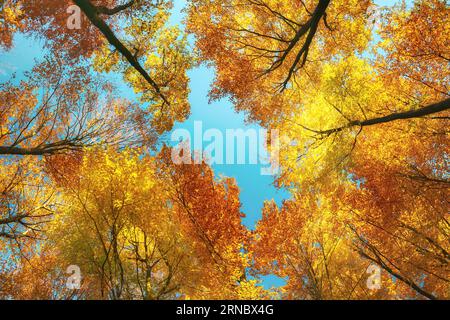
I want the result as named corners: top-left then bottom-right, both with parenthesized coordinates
top-left (0, 0), bottom-right (448, 300)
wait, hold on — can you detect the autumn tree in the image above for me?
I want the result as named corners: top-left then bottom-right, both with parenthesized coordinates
top-left (0, 244), bottom-right (86, 300)
top-left (0, 1), bottom-right (183, 247)
top-left (254, 177), bottom-right (449, 300)
top-left (1, 0), bottom-right (192, 133)
top-left (0, 0), bottom-right (448, 301)
top-left (43, 148), bottom-right (190, 299)
top-left (0, 1), bottom-right (193, 298)
top-left (156, 146), bottom-right (266, 299)
top-left (0, 55), bottom-right (145, 156)
top-left (20, 147), bottom-right (263, 300)
top-left (252, 191), bottom-right (394, 300)
top-left (187, 0), bottom-right (448, 124)
top-left (189, 0), bottom-right (449, 300)
top-left (0, 52), bottom-right (148, 257)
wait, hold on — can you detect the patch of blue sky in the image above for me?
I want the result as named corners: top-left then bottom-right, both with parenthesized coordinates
top-left (169, 65), bottom-right (291, 230)
top-left (0, 33), bottom-right (44, 83)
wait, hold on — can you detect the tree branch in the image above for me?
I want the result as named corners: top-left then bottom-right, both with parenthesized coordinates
top-left (73, 0), bottom-right (170, 106)
top-left (350, 226), bottom-right (438, 300)
top-left (264, 0), bottom-right (331, 91)
top-left (303, 98), bottom-right (450, 137)
top-left (0, 143), bottom-right (77, 156)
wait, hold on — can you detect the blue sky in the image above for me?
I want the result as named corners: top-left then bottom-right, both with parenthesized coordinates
top-left (168, 0), bottom-right (291, 231)
top-left (0, 0), bottom-right (409, 290)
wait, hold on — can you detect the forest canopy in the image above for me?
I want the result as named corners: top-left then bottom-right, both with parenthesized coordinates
top-left (0, 0), bottom-right (448, 300)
